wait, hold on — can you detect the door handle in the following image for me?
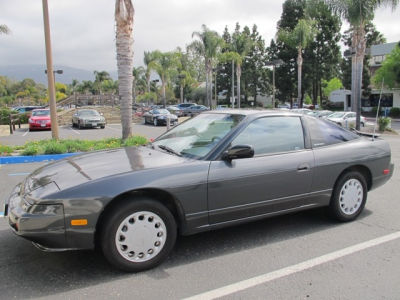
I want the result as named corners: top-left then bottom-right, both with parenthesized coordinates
top-left (297, 163), bottom-right (310, 172)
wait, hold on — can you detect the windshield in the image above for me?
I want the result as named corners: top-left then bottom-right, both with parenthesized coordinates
top-left (79, 110), bottom-right (100, 116)
top-left (32, 110), bottom-right (50, 117)
top-left (153, 113), bottom-right (244, 159)
top-left (329, 112), bottom-right (345, 118)
top-left (154, 109), bottom-right (169, 114)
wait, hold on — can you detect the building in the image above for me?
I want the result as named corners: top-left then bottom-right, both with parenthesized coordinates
top-left (365, 42), bottom-right (400, 110)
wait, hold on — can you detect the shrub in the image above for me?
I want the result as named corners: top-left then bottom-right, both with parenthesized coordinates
top-left (0, 144), bottom-right (13, 156)
top-left (378, 117), bottom-right (391, 132)
top-left (0, 107), bottom-right (12, 125)
top-left (21, 144), bottom-right (39, 156)
top-left (389, 107), bottom-right (400, 118)
top-left (43, 140), bottom-right (67, 154)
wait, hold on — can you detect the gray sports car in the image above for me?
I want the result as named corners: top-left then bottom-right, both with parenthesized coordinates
top-left (4, 110), bottom-right (394, 272)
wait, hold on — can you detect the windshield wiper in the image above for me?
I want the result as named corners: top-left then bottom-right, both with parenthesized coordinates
top-left (157, 145), bottom-right (182, 157)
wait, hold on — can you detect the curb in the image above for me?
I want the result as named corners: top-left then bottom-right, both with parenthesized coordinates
top-left (0, 153), bottom-right (80, 165)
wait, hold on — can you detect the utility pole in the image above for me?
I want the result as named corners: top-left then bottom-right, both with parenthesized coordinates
top-left (231, 60), bottom-right (235, 108)
top-left (42, 0), bottom-right (59, 140)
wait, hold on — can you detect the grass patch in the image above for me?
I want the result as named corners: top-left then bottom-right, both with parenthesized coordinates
top-left (0, 144), bottom-right (13, 156)
top-left (1, 135), bottom-right (149, 156)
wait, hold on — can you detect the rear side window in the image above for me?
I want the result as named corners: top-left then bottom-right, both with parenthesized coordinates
top-left (306, 117), bottom-right (359, 148)
top-left (232, 116), bottom-right (305, 155)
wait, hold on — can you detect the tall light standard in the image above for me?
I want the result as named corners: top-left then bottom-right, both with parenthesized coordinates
top-left (231, 60), bottom-right (235, 108)
top-left (45, 69), bottom-right (63, 86)
top-left (42, 0), bottom-right (59, 140)
top-left (265, 59), bottom-right (283, 107)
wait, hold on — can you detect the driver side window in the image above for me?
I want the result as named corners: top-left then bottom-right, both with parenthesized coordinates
top-left (231, 116), bottom-right (305, 156)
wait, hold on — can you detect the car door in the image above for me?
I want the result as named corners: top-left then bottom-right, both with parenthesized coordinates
top-left (207, 116), bottom-right (314, 224)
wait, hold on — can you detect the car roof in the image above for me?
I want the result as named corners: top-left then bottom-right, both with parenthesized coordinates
top-left (206, 109), bottom-right (303, 117)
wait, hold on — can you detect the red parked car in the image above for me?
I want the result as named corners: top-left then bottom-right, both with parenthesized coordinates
top-left (28, 109), bottom-right (51, 130)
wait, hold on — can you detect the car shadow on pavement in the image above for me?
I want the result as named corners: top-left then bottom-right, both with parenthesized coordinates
top-left (0, 208), bottom-right (372, 298)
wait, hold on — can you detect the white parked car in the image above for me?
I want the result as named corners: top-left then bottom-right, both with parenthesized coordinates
top-left (327, 112), bottom-right (366, 128)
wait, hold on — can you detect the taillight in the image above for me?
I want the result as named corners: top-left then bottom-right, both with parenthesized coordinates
top-left (383, 169), bottom-right (390, 175)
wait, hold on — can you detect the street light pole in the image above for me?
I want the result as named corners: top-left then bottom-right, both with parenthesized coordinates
top-left (42, 0), bottom-right (59, 140)
top-left (266, 59), bottom-right (283, 107)
top-left (231, 60), bottom-right (235, 109)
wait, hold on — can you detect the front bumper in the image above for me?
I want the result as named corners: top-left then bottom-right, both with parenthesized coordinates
top-left (81, 121), bottom-right (105, 128)
top-left (5, 184), bottom-right (67, 249)
top-left (29, 123), bottom-right (51, 130)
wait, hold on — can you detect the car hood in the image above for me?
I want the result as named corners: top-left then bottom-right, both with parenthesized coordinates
top-left (24, 146), bottom-right (189, 195)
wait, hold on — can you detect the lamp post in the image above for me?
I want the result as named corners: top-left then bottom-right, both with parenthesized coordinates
top-left (265, 59), bottom-right (283, 107)
top-left (45, 69), bottom-right (63, 86)
top-left (231, 60), bottom-right (235, 109)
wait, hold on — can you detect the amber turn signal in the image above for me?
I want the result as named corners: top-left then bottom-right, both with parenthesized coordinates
top-left (71, 219), bottom-right (88, 226)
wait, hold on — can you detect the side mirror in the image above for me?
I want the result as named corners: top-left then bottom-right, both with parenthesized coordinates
top-left (222, 145), bottom-right (254, 161)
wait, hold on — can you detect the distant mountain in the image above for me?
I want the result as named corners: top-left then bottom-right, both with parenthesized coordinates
top-left (0, 64), bottom-right (118, 85)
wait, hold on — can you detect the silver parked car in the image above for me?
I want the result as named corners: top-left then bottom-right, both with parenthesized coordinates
top-left (72, 109), bottom-right (106, 129)
top-left (327, 111), bottom-right (366, 127)
top-left (5, 110), bottom-right (393, 272)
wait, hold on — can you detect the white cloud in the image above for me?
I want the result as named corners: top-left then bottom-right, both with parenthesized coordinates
top-left (0, 0), bottom-right (399, 73)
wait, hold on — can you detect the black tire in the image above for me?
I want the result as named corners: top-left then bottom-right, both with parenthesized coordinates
top-left (361, 122), bottom-right (365, 127)
top-left (100, 125), bottom-right (105, 129)
top-left (78, 121), bottom-right (82, 129)
top-left (100, 198), bottom-right (177, 272)
top-left (328, 171), bottom-right (367, 222)
top-left (153, 118), bottom-right (158, 126)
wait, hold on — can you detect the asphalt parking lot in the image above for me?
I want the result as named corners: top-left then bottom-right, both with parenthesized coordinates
top-left (0, 122), bottom-right (168, 146)
top-left (0, 130), bottom-right (399, 299)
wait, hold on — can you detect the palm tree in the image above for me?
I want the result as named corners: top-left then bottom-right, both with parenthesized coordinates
top-left (132, 66), bottom-right (144, 103)
top-left (176, 48), bottom-right (196, 103)
top-left (231, 28), bottom-right (253, 108)
top-left (191, 25), bottom-right (224, 107)
top-left (0, 24), bottom-right (10, 35)
top-left (278, 19), bottom-right (316, 108)
top-left (94, 71), bottom-right (111, 94)
top-left (143, 51), bottom-right (157, 93)
top-left (325, 0), bottom-right (399, 129)
top-left (115, 0), bottom-right (134, 140)
top-left (150, 51), bottom-right (177, 107)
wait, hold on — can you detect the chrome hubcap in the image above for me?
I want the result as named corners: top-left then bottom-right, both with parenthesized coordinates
top-left (115, 211), bottom-right (167, 263)
top-left (339, 178), bottom-right (363, 215)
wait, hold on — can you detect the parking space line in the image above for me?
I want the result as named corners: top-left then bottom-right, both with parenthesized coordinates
top-left (106, 125), bottom-right (120, 132)
top-left (184, 231), bottom-right (400, 300)
top-left (22, 129), bottom-right (29, 137)
top-left (8, 172), bottom-right (30, 176)
top-left (69, 127), bottom-right (81, 135)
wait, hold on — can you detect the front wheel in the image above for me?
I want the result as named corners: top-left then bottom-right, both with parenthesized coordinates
top-left (328, 171), bottom-right (367, 222)
top-left (100, 199), bottom-right (177, 272)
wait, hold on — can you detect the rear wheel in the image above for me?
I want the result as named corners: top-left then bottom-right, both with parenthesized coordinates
top-left (328, 171), bottom-right (367, 222)
top-left (100, 198), bottom-right (177, 272)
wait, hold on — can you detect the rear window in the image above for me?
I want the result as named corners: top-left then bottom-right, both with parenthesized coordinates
top-left (305, 117), bottom-right (359, 148)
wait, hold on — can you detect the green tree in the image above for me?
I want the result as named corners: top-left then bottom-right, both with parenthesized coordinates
top-left (326, 0), bottom-right (399, 130)
top-left (150, 51), bottom-right (178, 107)
top-left (341, 22), bottom-right (386, 96)
top-left (115, 0), bottom-right (134, 140)
top-left (132, 66), bottom-right (144, 103)
top-left (268, 0), bottom-right (305, 105)
top-left (304, 0), bottom-right (342, 105)
top-left (191, 25), bottom-right (224, 107)
top-left (0, 24), bottom-right (10, 35)
top-left (322, 77), bottom-right (343, 99)
top-left (278, 18), bottom-right (317, 107)
top-left (143, 51), bottom-right (157, 93)
top-left (373, 44), bottom-right (400, 88)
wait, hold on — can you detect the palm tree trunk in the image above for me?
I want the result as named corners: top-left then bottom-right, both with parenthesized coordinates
top-left (146, 73), bottom-right (151, 93)
top-left (297, 48), bottom-right (303, 108)
top-left (115, 0), bottom-right (134, 140)
top-left (351, 25), bottom-right (366, 130)
top-left (236, 64), bottom-right (241, 109)
top-left (161, 74), bottom-right (166, 107)
top-left (180, 84), bottom-right (184, 103)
